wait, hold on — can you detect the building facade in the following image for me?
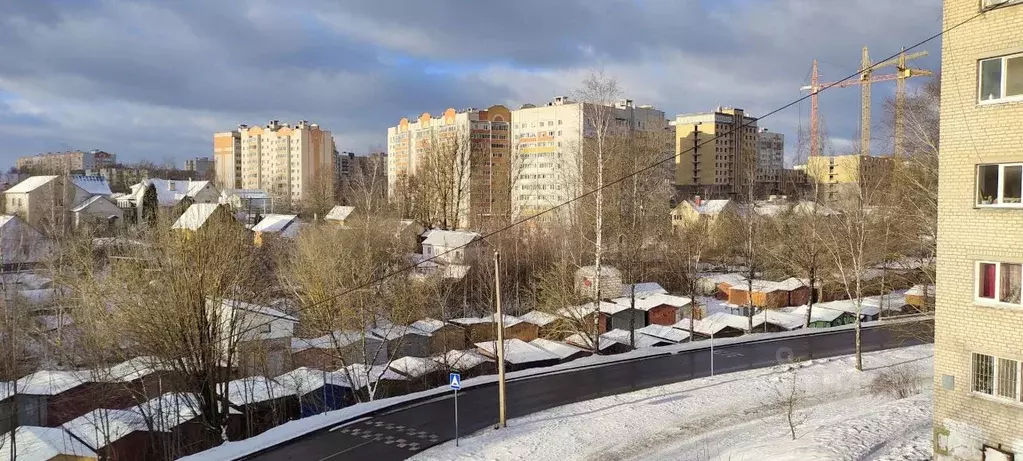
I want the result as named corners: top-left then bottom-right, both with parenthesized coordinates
top-left (183, 157), bottom-right (213, 178)
top-left (756, 128), bottom-right (785, 195)
top-left (674, 107), bottom-right (758, 199)
top-left (511, 97), bottom-right (666, 224)
top-left (387, 106), bottom-right (511, 229)
top-left (805, 154), bottom-right (892, 203)
top-left (16, 150), bottom-right (116, 173)
top-left (933, 0), bottom-right (1023, 459)
top-left (234, 120), bottom-right (334, 203)
top-left (214, 129), bottom-right (242, 190)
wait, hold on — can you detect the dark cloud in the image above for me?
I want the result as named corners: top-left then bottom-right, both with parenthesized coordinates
top-left (0, 0), bottom-right (942, 167)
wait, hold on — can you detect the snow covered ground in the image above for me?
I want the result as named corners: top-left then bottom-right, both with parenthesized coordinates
top-left (412, 345), bottom-right (935, 461)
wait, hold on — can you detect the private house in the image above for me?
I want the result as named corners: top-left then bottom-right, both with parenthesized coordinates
top-left (1, 426), bottom-right (97, 461)
top-left (170, 203), bottom-right (243, 234)
top-left (369, 322), bottom-right (431, 358)
top-left (574, 265), bottom-right (623, 300)
top-left (324, 205), bottom-right (355, 225)
top-left (529, 338), bottom-right (591, 363)
top-left (669, 198), bottom-right (737, 229)
top-left (120, 178), bottom-right (219, 222)
top-left (636, 324), bottom-right (691, 344)
top-left (475, 339), bottom-right (560, 371)
top-left (290, 331), bottom-right (388, 369)
top-left (216, 299), bottom-right (297, 377)
top-left (518, 310), bottom-right (561, 339)
top-left (251, 214), bottom-right (303, 247)
top-left (2, 175), bottom-right (91, 230)
top-left (0, 214), bottom-right (54, 269)
top-left (274, 367), bottom-right (353, 418)
top-left (70, 195), bottom-right (123, 230)
top-left (388, 356), bottom-right (446, 391)
top-left (63, 408), bottom-right (156, 461)
top-left (672, 312), bottom-right (747, 339)
top-left (420, 229), bottom-right (480, 265)
top-left (432, 350), bottom-right (495, 379)
top-left (225, 376), bottom-right (298, 440)
top-left (219, 189), bottom-right (270, 226)
top-left (409, 318), bottom-right (467, 354)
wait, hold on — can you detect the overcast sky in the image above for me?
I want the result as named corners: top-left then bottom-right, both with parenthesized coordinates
top-left (0, 0), bottom-right (942, 169)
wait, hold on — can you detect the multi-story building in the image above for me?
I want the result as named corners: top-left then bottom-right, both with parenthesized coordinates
top-left (756, 128), bottom-right (785, 195)
top-left (804, 154), bottom-right (892, 203)
top-left (674, 107), bottom-right (758, 199)
top-left (387, 106), bottom-right (511, 229)
top-left (335, 150), bottom-right (356, 181)
top-left (213, 130), bottom-right (242, 190)
top-left (510, 97), bottom-right (666, 224)
top-left (933, 1), bottom-right (1023, 459)
top-left (232, 120), bottom-right (334, 203)
top-left (16, 150), bottom-right (116, 173)
top-left (183, 157), bottom-right (213, 178)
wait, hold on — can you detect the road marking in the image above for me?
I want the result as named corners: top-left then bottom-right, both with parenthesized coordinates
top-left (329, 416), bottom-right (372, 432)
top-left (315, 440), bottom-right (373, 461)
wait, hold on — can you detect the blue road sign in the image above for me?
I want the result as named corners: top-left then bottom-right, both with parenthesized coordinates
top-left (449, 372), bottom-right (462, 390)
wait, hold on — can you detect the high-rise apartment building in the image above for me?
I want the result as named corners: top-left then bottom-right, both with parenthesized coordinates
top-left (674, 107), bottom-right (758, 198)
top-left (213, 130), bottom-right (242, 190)
top-left (933, 1), bottom-right (1023, 459)
top-left (387, 106), bottom-right (511, 229)
top-left (231, 120), bottom-right (334, 203)
top-left (805, 154), bottom-right (892, 203)
top-left (510, 97), bottom-right (666, 223)
top-left (183, 157), bottom-right (213, 178)
top-left (756, 128), bottom-right (785, 194)
top-left (16, 150), bottom-right (116, 173)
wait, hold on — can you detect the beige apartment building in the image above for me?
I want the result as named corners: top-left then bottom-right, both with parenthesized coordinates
top-left (387, 106), bottom-right (511, 229)
top-left (805, 154), bottom-right (892, 203)
top-left (214, 129), bottom-right (242, 190)
top-left (226, 120), bottom-right (334, 203)
top-left (674, 107), bottom-right (758, 198)
top-left (16, 150), bottom-right (116, 173)
top-left (933, 0), bottom-right (1023, 459)
top-left (510, 97), bottom-right (666, 224)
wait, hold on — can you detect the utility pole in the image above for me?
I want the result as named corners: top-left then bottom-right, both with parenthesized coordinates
top-left (629, 283), bottom-right (636, 349)
top-left (493, 249), bottom-right (507, 428)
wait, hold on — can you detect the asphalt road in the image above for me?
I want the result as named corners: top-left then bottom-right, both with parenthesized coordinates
top-left (245, 320), bottom-right (933, 461)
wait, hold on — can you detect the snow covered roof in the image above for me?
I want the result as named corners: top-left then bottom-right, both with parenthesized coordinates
top-left (601, 329), bottom-right (670, 348)
top-left (673, 312), bottom-right (749, 336)
top-left (691, 199), bottom-right (732, 215)
top-left (131, 178), bottom-right (214, 206)
top-left (560, 300), bottom-right (630, 316)
top-left (621, 282), bottom-right (667, 298)
top-left (1, 381), bottom-right (11, 401)
top-left (225, 298), bottom-right (297, 322)
top-left (564, 333), bottom-right (617, 352)
top-left (70, 194), bottom-right (115, 213)
top-left (291, 330), bottom-right (373, 352)
top-left (275, 367), bottom-right (349, 397)
top-left (786, 303), bottom-right (848, 323)
top-left (16, 370), bottom-right (89, 395)
top-left (518, 310), bottom-right (559, 327)
top-left (905, 285), bottom-right (935, 297)
top-left (1, 426), bottom-right (96, 460)
top-left (475, 339), bottom-right (559, 364)
top-left (0, 272), bottom-right (52, 290)
top-left (484, 314), bottom-right (523, 328)
top-left (750, 310), bottom-right (805, 331)
top-left (529, 338), bottom-right (588, 360)
top-left (4, 175), bottom-right (58, 194)
top-left (410, 318), bottom-right (449, 334)
top-left (324, 205), bottom-right (356, 222)
top-left (434, 350), bottom-right (492, 370)
top-left (862, 293), bottom-right (909, 313)
top-left (637, 324), bottom-right (691, 343)
top-left (613, 293), bottom-right (692, 311)
top-left (64, 408), bottom-right (149, 449)
top-left (370, 320), bottom-right (429, 340)
top-left (171, 203), bottom-right (223, 230)
top-left (221, 188), bottom-right (269, 200)
top-left (227, 376), bottom-right (289, 405)
top-left (341, 363), bottom-right (406, 388)
top-left (422, 229), bottom-right (480, 249)
top-left (389, 356), bottom-right (441, 378)
top-left (71, 175), bottom-right (112, 196)
top-left (252, 214), bottom-right (299, 233)
top-left (449, 317), bottom-right (493, 326)
top-left (91, 356), bottom-right (168, 383)
top-left (134, 393), bottom-right (204, 430)
top-left (700, 273), bottom-right (747, 287)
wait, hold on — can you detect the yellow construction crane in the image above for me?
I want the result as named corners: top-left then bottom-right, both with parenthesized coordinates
top-left (802, 47), bottom-right (932, 157)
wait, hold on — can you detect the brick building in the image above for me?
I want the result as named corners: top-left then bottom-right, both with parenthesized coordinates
top-left (933, 1), bottom-right (1023, 459)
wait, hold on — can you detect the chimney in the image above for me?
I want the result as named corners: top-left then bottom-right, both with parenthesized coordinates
top-left (694, 195), bottom-right (702, 206)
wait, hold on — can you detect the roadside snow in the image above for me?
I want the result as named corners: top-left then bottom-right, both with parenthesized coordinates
top-left (411, 345), bottom-right (935, 461)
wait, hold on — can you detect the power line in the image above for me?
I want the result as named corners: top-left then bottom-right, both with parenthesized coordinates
top-left (0, 7), bottom-right (986, 427)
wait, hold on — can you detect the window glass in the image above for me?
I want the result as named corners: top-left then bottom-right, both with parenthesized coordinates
top-left (978, 165), bottom-right (999, 204)
top-left (1000, 263), bottom-right (1022, 304)
top-left (997, 358), bottom-right (1019, 400)
top-left (1003, 165), bottom-right (1022, 204)
top-left (981, 58), bottom-right (1003, 101)
top-left (1007, 56), bottom-right (1023, 97)
top-left (973, 353), bottom-right (994, 394)
top-left (979, 263), bottom-right (997, 299)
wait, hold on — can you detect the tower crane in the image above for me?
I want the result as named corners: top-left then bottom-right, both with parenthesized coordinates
top-left (801, 47), bottom-right (932, 157)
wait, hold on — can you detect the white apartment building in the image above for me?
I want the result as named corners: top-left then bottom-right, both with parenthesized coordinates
top-left (237, 120), bottom-right (334, 203)
top-left (510, 97), bottom-right (666, 224)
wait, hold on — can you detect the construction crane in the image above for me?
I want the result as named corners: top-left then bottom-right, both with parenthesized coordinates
top-left (801, 47), bottom-right (931, 157)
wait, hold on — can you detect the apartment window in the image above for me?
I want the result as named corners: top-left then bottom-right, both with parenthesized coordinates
top-left (977, 163), bottom-right (1023, 206)
top-left (979, 53), bottom-right (1023, 103)
top-left (977, 261), bottom-right (1023, 305)
top-left (972, 353), bottom-right (1023, 403)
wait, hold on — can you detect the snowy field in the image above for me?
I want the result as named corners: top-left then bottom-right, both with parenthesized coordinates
top-left (412, 344), bottom-right (935, 461)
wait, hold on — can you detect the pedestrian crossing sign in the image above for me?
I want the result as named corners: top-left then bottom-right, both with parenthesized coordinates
top-left (449, 372), bottom-right (461, 390)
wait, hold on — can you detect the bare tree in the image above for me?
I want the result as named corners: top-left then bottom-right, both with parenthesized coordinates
top-left (770, 367), bottom-right (809, 440)
top-left (342, 154), bottom-right (389, 215)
